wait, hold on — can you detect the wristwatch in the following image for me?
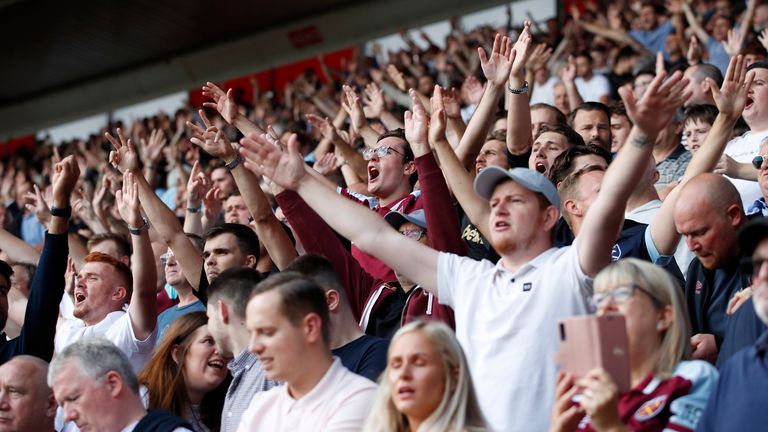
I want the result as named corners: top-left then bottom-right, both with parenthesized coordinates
top-left (128, 217), bottom-right (150, 236)
top-left (507, 80), bottom-right (529, 95)
top-left (224, 154), bottom-right (243, 171)
top-left (50, 206), bottom-right (72, 218)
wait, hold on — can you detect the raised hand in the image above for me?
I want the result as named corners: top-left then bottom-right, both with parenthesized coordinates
top-left (313, 153), bottom-right (339, 176)
top-left (306, 114), bottom-right (340, 143)
top-left (428, 86), bottom-right (448, 146)
top-left (139, 129), bottom-right (167, 166)
top-left (239, 132), bottom-right (306, 191)
top-left (51, 156), bottom-right (81, 208)
top-left (618, 70), bottom-right (691, 136)
top-left (509, 20), bottom-right (533, 79)
top-left (106, 128), bottom-right (140, 173)
top-left (723, 28), bottom-right (745, 57)
top-left (404, 89), bottom-right (429, 148)
top-left (186, 161), bottom-right (211, 206)
top-left (709, 54), bottom-right (754, 119)
top-left (526, 43), bottom-right (553, 73)
top-left (24, 184), bottom-right (51, 228)
top-left (478, 33), bottom-right (515, 87)
top-left (687, 35), bottom-right (702, 65)
top-left (759, 29), bottom-right (768, 52)
top-left (203, 186), bottom-right (224, 222)
top-left (441, 87), bottom-right (462, 120)
top-left (115, 171), bottom-right (143, 228)
top-left (362, 83), bottom-right (385, 118)
top-left (188, 110), bottom-right (237, 161)
top-left (463, 75), bottom-right (484, 105)
top-left (202, 82), bottom-right (239, 124)
top-left (341, 85), bottom-right (366, 130)
top-left (386, 64), bottom-right (407, 91)
top-left (562, 56), bottom-right (577, 84)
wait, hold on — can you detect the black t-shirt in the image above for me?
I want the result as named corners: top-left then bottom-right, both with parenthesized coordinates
top-left (332, 334), bottom-right (390, 382)
top-left (366, 287), bottom-right (409, 340)
top-left (457, 205), bottom-right (500, 263)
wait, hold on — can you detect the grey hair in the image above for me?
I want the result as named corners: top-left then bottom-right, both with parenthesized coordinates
top-left (48, 337), bottom-right (140, 395)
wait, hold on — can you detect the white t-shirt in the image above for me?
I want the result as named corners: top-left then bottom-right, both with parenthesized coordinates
top-left (437, 244), bottom-right (593, 432)
top-left (529, 76), bottom-right (559, 106)
top-left (55, 310), bottom-right (157, 373)
top-left (723, 130), bottom-right (767, 209)
top-left (237, 358), bottom-right (375, 432)
top-left (575, 74), bottom-right (611, 103)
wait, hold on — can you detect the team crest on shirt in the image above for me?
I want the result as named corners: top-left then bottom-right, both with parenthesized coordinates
top-left (634, 395), bottom-right (668, 421)
top-left (695, 280), bottom-right (703, 295)
top-left (611, 244), bottom-right (622, 261)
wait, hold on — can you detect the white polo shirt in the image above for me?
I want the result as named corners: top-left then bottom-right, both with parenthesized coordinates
top-left (724, 130), bottom-right (768, 209)
top-left (236, 358), bottom-right (375, 432)
top-left (437, 243), bottom-right (593, 432)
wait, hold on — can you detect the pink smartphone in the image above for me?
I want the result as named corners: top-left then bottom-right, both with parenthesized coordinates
top-left (554, 314), bottom-right (631, 393)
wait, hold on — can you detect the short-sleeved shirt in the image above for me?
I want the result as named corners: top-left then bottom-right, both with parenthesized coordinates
top-left (577, 360), bottom-right (718, 431)
top-left (56, 311), bottom-right (156, 373)
top-left (575, 74), bottom-right (611, 103)
top-left (696, 330), bottom-right (768, 432)
top-left (332, 334), bottom-right (389, 382)
top-left (236, 358), bottom-right (376, 432)
top-left (156, 300), bottom-right (206, 341)
top-left (630, 20), bottom-right (675, 57)
top-left (437, 244), bottom-right (592, 431)
top-left (724, 130), bottom-right (767, 209)
top-left (655, 144), bottom-right (691, 189)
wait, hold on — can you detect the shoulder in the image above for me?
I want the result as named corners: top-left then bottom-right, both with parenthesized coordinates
top-left (673, 360), bottom-right (719, 384)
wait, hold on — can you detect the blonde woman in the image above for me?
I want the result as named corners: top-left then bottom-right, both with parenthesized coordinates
top-left (550, 258), bottom-right (719, 432)
top-left (364, 321), bottom-right (488, 432)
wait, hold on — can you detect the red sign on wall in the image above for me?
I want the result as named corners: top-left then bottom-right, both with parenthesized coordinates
top-left (288, 26), bottom-right (324, 49)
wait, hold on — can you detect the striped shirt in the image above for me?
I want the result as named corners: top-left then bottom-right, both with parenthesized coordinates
top-left (221, 350), bottom-right (279, 432)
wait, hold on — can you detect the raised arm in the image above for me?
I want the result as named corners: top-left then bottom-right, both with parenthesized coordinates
top-left (578, 71), bottom-right (691, 276)
top-left (106, 129), bottom-right (205, 291)
top-left (189, 112), bottom-right (297, 270)
top-left (681, 1), bottom-right (711, 45)
top-left (506, 22), bottom-right (534, 156)
top-left (1, 156), bottom-right (77, 362)
top-left (116, 172), bottom-right (157, 341)
top-left (240, 133), bottom-right (441, 294)
top-left (651, 55), bottom-right (753, 255)
top-left (455, 33), bottom-right (514, 166)
top-left (182, 161), bottom-right (209, 237)
top-left (202, 82), bottom-right (265, 136)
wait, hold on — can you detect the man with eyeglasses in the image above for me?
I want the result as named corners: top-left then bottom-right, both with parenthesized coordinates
top-left (745, 138), bottom-right (768, 216)
top-left (339, 129), bottom-right (423, 282)
top-left (696, 217), bottom-right (768, 431)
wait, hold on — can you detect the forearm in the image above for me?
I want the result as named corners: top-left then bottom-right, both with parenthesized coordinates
top-left (131, 169), bottom-right (203, 289)
top-left (0, 228), bottom-right (39, 264)
top-left (183, 208), bottom-right (203, 236)
top-left (459, 84), bottom-right (503, 163)
top-left (506, 79), bottom-right (534, 155)
top-left (415, 152), bottom-right (466, 254)
top-left (683, 113), bottom-right (739, 181)
top-left (232, 114), bottom-right (266, 136)
top-left (231, 166), bottom-right (297, 270)
top-left (379, 111), bottom-right (405, 130)
top-left (68, 233), bottom-right (87, 270)
top-left (682, 4), bottom-right (710, 43)
top-left (335, 139), bottom-right (368, 180)
top-left (312, 137), bottom-right (334, 161)
top-left (433, 139), bottom-right (491, 238)
top-left (565, 81), bottom-right (584, 113)
top-left (128, 229), bottom-right (158, 340)
top-left (380, 82), bottom-right (413, 109)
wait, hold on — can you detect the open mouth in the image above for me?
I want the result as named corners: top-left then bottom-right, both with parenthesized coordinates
top-left (494, 221), bottom-right (510, 230)
top-left (746, 97), bottom-right (755, 110)
top-left (207, 359), bottom-right (226, 370)
top-left (75, 292), bottom-right (86, 304)
top-left (535, 162), bottom-right (547, 173)
top-left (368, 166), bottom-right (380, 182)
top-left (397, 386), bottom-right (415, 397)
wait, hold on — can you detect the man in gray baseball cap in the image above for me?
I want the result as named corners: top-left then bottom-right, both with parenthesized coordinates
top-left (474, 166), bottom-right (561, 209)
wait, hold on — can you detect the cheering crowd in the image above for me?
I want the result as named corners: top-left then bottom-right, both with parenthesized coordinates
top-left (1, 0), bottom-right (768, 430)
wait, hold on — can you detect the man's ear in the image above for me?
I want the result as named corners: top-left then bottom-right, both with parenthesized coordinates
top-left (403, 160), bottom-right (417, 176)
top-left (218, 299), bottom-right (230, 325)
top-left (45, 393), bottom-right (58, 418)
top-left (104, 371), bottom-right (124, 397)
top-left (543, 205), bottom-right (559, 230)
top-left (113, 286), bottom-right (128, 303)
top-left (563, 199), bottom-right (581, 219)
top-left (303, 313), bottom-right (324, 345)
top-left (245, 254), bottom-right (258, 269)
top-left (325, 290), bottom-right (340, 313)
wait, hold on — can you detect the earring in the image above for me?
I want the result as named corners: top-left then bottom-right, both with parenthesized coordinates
top-left (656, 322), bottom-right (664, 331)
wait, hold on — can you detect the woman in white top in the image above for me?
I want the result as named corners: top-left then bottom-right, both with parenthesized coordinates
top-left (364, 320), bottom-right (488, 432)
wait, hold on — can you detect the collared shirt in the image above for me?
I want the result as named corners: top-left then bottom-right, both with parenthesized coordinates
top-left (697, 330), bottom-right (768, 431)
top-left (221, 350), bottom-right (278, 432)
top-left (437, 243), bottom-right (593, 432)
top-left (236, 358), bottom-right (376, 432)
top-left (655, 144), bottom-right (691, 189)
top-left (724, 130), bottom-right (767, 209)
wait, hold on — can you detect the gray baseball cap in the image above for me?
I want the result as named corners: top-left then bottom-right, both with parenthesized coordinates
top-left (474, 166), bottom-right (560, 209)
top-left (384, 209), bottom-right (428, 230)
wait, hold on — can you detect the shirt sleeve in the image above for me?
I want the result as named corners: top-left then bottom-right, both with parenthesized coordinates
top-left (669, 360), bottom-right (720, 431)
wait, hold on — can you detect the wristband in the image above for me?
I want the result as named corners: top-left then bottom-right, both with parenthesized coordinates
top-left (507, 80), bottom-right (529, 95)
top-left (187, 205), bottom-right (202, 213)
top-left (224, 154), bottom-right (243, 171)
top-left (128, 217), bottom-right (150, 235)
top-left (50, 206), bottom-right (72, 218)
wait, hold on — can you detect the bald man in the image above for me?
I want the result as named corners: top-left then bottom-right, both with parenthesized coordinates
top-left (0, 355), bottom-right (56, 431)
top-left (674, 174), bottom-right (752, 364)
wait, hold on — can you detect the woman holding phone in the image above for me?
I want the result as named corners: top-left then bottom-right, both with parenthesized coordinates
top-left (550, 258), bottom-right (719, 432)
top-left (364, 320), bottom-right (488, 432)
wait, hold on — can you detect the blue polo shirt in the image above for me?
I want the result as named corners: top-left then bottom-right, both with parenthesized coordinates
top-left (696, 329), bottom-right (768, 431)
